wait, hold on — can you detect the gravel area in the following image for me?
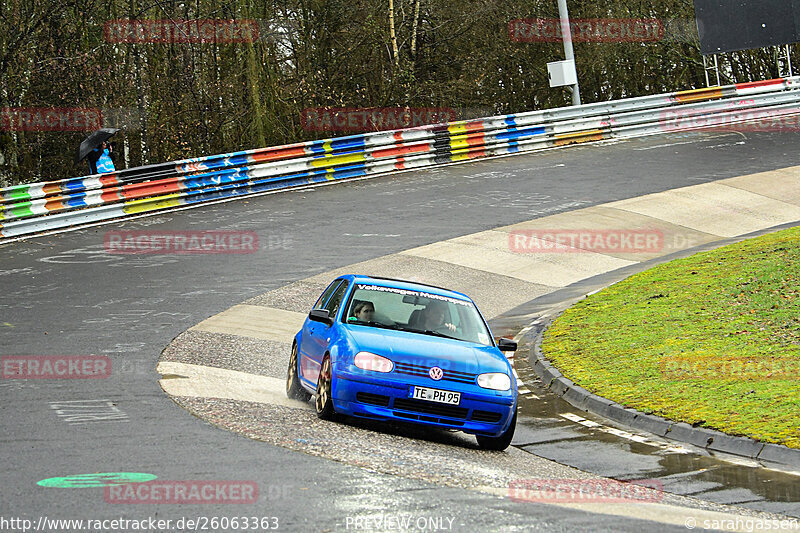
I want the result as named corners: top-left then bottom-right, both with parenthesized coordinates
top-left (162, 329), bottom-right (290, 379)
top-left (244, 280), bottom-right (329, 313)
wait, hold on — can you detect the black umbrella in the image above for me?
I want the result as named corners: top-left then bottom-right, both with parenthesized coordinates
top-left (75, 128), bottom-right (119, 164)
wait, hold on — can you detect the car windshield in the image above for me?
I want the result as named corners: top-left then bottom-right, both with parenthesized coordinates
top-left (343, 283), bottom-right (494, 346)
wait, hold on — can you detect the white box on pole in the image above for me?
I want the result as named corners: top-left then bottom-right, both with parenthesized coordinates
top-left (547, 60), bottom-right (578, 87)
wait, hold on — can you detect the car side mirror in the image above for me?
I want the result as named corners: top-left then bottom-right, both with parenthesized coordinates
top-left (309, 308), bottom-right (334, 326)
top-left (497, 338), bottom-right (517, 352)
top-left (308, 309), bottom-right (333, 326)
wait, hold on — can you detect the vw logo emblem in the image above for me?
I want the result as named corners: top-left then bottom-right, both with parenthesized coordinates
top-left (429, 367), bottom-right (443, 381)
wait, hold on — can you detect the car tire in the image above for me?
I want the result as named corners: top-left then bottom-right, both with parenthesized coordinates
top-left (476, 410), bottom-right (516, 451)
top-left (286, 344), bottom-right (311, 401)
top-left (315, 355), bottom-right (336, 420)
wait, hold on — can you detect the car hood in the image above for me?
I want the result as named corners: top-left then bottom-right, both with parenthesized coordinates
top-left (345, 325), bottom-right (509, 375)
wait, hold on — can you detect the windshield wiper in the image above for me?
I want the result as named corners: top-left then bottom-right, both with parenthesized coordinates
top-left (420, 329), bottom-right (460, 340)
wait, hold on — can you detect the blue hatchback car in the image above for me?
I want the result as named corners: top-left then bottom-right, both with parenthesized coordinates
top-left (286, 275), bottom-right (518, 450)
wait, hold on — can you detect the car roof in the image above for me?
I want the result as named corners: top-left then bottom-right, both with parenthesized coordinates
top-left (345, 275), bottom-right (472, 302)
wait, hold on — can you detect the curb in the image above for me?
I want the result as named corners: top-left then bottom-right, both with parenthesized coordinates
top-left (522, 233), bottom-right (800, 470)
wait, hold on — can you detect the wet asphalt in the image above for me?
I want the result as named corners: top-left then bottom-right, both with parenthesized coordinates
top-left (2, 129), bottom-right (800, 531)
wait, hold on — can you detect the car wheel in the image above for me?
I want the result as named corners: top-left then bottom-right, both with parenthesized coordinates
top-left (476, 410), bottom-right (516, 451)
top-left (286, 344), bottom-right (311, 401)
top-left (315, 355), bottom-right (336, 420)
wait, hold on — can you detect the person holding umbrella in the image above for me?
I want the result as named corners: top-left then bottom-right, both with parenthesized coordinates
top-left (75, 128), bottom-right (119, 175)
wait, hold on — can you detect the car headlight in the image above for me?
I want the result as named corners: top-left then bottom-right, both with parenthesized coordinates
top-left (353, 351), bottom-right (394, 373)
top-left (477, 372), bottom-right (511, 391)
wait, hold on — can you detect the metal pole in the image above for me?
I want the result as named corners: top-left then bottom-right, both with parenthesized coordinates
top-left (557, 0), bottom-right (581, 105)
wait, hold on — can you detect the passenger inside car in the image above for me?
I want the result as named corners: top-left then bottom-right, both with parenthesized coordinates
top-left (351, 300), bottom-right (376, 322)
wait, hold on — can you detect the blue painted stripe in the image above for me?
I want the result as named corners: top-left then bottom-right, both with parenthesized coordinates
top-left (496, 127), bottom-right (546, 141)
top-left (64, 179), bottom-right (87, 191)
top-left (63, 196), bottom-right (88, 208)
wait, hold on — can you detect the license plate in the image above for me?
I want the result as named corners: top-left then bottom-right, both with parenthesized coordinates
top-left (410, 386), bottom-right (461, 405)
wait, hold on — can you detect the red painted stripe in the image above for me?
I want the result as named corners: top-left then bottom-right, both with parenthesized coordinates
top-left (250, 146), bottom-right (307, 163)
top-left (463, 121), bottom-right (485, 132)
top-left (464, 149), bottom-right (486, 158)
top-left (100, 174), bottom-right (121, 187)
top-left (735, 79), bottom-right (785, 90)
top-left (372, 142), bottom-right (431, 159)
top-left (463, 132), bottom-right (486, 146)
top-left (120, 178), bottom-right (182, 199)
top-left (44, 198), bottom-right (65, 211)
top-left (101, 189), bottom-right (123, 203)
top-left (393, 132), bottom-right (404, 141)
top-left (42, 183), bottom-right (62, 196)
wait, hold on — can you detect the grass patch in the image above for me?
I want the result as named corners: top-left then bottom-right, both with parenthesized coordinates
top-left (542, 226), bottom-right (800, 448)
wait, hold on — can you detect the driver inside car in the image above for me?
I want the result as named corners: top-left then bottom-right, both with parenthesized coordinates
top-left (419, 300), bottom-right (457, 333)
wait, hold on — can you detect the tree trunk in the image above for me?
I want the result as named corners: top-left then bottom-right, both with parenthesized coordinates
top-left (388, 0), bottom-right (400, 67)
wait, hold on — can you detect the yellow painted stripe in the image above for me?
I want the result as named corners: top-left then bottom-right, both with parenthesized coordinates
top-left (450, 138), bottom-right (472, 150)
top-left (555, 129), bottom-right (605, 140)
top-left (448, 124), bottom-right (468, 135)
top-left (673, 87), bottom-right (724, 103)
top-left (309, 153), bottom-right (366, 168)
top-left (323, 141), bottom-right (333, 153)
top-left (123, 193), bottom-right (182, 214)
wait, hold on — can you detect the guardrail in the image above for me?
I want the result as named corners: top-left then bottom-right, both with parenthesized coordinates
top-left (3, 77), bottom-right (800, 241)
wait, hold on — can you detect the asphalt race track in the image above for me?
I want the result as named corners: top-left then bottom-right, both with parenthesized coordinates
top-left (2, 129), bottom-right (800, 532)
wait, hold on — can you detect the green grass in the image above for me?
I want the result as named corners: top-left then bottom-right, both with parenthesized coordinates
top-left (542, 226), bottom-right (800, 448)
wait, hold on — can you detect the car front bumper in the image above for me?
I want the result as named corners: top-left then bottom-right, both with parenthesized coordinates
top-left (332, 369), bottom-right (516, 437)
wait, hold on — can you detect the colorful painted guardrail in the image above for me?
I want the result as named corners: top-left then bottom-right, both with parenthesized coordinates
top-left (2, 77), bottom-right (799, 240)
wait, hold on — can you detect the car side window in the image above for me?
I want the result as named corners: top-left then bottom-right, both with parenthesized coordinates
top-left (323, 281), bottom-right (350, 319)
top-left (313, 280), bottom-right (344, 310)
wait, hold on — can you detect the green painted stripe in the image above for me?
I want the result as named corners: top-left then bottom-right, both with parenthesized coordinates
top-left (5, 186), bottom-right (31, 201)
top-left (8, 203), bottom-right (34, 218)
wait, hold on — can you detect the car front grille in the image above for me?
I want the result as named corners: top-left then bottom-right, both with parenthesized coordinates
top-left (470, 410), bottom-right (503, 423)
top-left (355, 392), bottom-right (391, 407)
top-left (393, 361), bottom-right (476, 384)
top-left (392, 398), bottom-right (469, 420)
